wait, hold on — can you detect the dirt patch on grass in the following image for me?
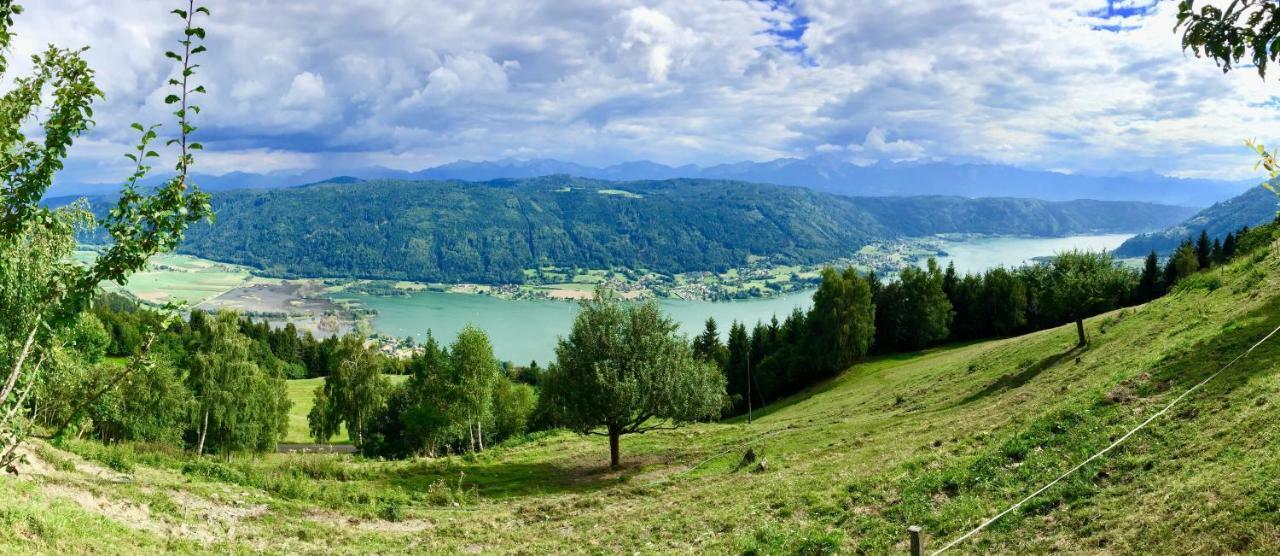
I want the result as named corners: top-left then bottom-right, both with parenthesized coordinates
top-left (304, 508), bottom-right (436, 534)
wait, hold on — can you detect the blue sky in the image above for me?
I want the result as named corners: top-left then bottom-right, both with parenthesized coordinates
top-left (11, 0), bottom-right (1280, 189)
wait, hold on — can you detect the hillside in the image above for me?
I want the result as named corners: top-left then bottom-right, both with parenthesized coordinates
top-left (6, 236), bottom-right (1280, 553)
top-left (159, 177), bottom-right (1194, 283)
top-left (1116, 186), bottom-right (1279, 256)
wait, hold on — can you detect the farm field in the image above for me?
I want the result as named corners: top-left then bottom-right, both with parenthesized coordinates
top-left (73, 250), bottom-right (259, 307)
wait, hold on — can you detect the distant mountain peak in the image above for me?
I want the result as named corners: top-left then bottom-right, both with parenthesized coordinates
top-left (49, 155), bottom-right (1253, 207)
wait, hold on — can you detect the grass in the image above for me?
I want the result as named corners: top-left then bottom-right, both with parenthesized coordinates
top-left (7, 240), bottom-right (1280, 553)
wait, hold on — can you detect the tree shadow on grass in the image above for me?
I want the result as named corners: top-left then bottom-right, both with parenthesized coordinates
top-left (959, 344), bottom-right (1085, 406)
top-left (381, 455), bottom-right (653, 499)
top-left (1146, 294), bottom-right (1280, 402)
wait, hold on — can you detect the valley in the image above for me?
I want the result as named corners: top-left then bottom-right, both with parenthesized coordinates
top-left (85, 233), bottom-right (1135, 363)
top-left (10, 233), bottom-right (1280, 553)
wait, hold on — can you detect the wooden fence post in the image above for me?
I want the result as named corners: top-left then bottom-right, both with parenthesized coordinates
top-left (908, 525), bottom-right (923, 556)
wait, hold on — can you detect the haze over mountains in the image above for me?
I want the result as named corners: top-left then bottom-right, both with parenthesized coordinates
top-left (57, 156), bottom-right (1251, 208)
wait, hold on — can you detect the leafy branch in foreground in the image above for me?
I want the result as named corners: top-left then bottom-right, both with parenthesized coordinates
top-left (0, 0), bottom-right (213, 470)
top-left (1246, 139), bottom-right (1280, 215)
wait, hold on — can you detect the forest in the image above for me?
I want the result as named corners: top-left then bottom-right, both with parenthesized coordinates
top-left (72, 177), bottom-right (1197, 284)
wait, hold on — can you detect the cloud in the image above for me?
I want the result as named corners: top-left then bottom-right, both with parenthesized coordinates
top-left (10, 0), bottom-right (1280, 190)
top-left (281, 72), bottom-right (328, 108)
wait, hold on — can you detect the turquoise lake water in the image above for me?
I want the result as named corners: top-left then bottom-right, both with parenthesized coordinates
top-left (358, 234), bottom-right (1133, 363)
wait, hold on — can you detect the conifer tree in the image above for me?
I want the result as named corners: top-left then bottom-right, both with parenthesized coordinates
top-left (1139, 251), bottom-right (1163, 301)
top-left (1196, 230), bottom-right (1212, 269)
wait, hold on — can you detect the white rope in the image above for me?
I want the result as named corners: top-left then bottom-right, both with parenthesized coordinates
top-left (930, 321), bottom-right (1280, 555)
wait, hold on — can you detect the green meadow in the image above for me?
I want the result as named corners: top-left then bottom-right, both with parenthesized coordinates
top-left (5, 239), bottom-right (1280, 553)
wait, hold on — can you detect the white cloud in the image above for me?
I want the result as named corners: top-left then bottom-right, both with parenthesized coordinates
top-left (281, 72), bottom-right (327, 108)
top-left (8, 0), bottom-right (1279, 188)
top-left (418, 52), bottom-right (512, 105)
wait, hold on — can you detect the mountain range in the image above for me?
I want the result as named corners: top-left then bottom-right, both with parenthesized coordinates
top-left (141, 176), bottom-right (1198, 284)
top-left (55, 156), bottom-right (1251, 207)
top-left (1115, 186), bottom-right (1280, 257)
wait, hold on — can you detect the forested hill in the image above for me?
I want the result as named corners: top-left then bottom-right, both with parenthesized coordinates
top-left (1115, 186), bottom-right (1279, 257)
top-left (854, 196), bottom-right (1192, 237)
top-left (161, 176), bottom-right (1194, 283)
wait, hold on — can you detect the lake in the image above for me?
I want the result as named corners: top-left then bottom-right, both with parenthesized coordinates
top-left (359, 233), bottom-right (1134, 363)
top-left (927, 233), bottom-right (1133, 275)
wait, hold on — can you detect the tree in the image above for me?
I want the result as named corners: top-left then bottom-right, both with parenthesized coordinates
top-left (0, 1), bottom-right (213, 469)
top-left (188, 312), bottom-right (289, 456)
top-left (394, 334), bottom-right (464, 457)
top-left (979, 267), bottom-right (1027, 336)
top-left (1171, 242), bottom-right (1201, 283)
top-left (1138, 251), bottom-right (1164, 302)
top-left (1044, 250), bottom-right (1133, 347)
top-left (452, 324), bottom-right (499, 452)
top-left (490, 376), bottom-right (538, 442)
top-left (543, 289), bottom-right (725, 467)
top-left (894, 259), bottom-right (954, 351)
top-left (1178, 1), bottom-right (1280, 79)
top-left (806, 267), bottom-right (875, 374)
top-left (1177, 1), bottom-right (1280, 214)
top-left (1223, 231), bottom-right (1238, 260)
top-left (1196, 230), bottom-right (1213, 269)
top-left (692, 318), bottom-right (728, 369)
top-left (724, 321), bottom-right (750, 414)
top-left (308, 334), bottom-right (389, 449)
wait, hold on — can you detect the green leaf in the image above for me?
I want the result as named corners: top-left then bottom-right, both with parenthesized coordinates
top-left (164, 94), bottom-right (181, 105)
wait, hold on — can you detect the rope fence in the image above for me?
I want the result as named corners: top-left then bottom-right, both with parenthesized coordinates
top-left (913, 320), bottom-right (1280, 555)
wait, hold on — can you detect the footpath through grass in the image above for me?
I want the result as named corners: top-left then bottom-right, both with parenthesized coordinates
top-left (6, 244), bottom-right (1280, 553)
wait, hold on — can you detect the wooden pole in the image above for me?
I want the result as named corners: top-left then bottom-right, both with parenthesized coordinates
top-left (908, 525), bottom-right (922, 556)
top-left (746, 356), bottom-right (752, 424)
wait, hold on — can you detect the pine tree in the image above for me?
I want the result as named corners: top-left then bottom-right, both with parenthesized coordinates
top-left (1211, 237), bottom-right (1224, 265)
top-left (724, 322), bottom-right (750, 413)
top-left (1139, 251), bottom-right (1163, 301)
top-left (692, 318), bottom-right (727, 368)
top-left (1196, 230), bottom-right (1212, 269)
top-left (1171, 241), bottom-right (1200, 284)
top-left (1223, 232), bottom-right (1238, 260)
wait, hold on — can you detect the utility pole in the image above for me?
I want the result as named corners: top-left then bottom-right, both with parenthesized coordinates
top-left (746, 355), bottom-right (753, 424)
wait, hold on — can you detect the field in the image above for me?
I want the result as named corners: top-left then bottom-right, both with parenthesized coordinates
top-left (6, 240), bottom-right (1280, 553)
top-left (74, 250), bottom-right (257, 307)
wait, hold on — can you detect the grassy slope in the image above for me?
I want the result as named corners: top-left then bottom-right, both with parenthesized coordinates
top-left (5, 242), bottom-right (1280, 553)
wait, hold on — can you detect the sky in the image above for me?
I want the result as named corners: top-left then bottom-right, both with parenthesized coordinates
top-left (11, 0), bottom-right (1280, 188)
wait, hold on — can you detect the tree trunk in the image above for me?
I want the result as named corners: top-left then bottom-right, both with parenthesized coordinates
top-left (1075, 318), bottom-right (1086, 347)
top-left (477, 420), bottom-right (484, 452)
top-left (608, 426), bottom-right (621, 468)
top-left (196, 409), bottom-right (209, 456)
top-left (468, 419), bottom-right (476, 452)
